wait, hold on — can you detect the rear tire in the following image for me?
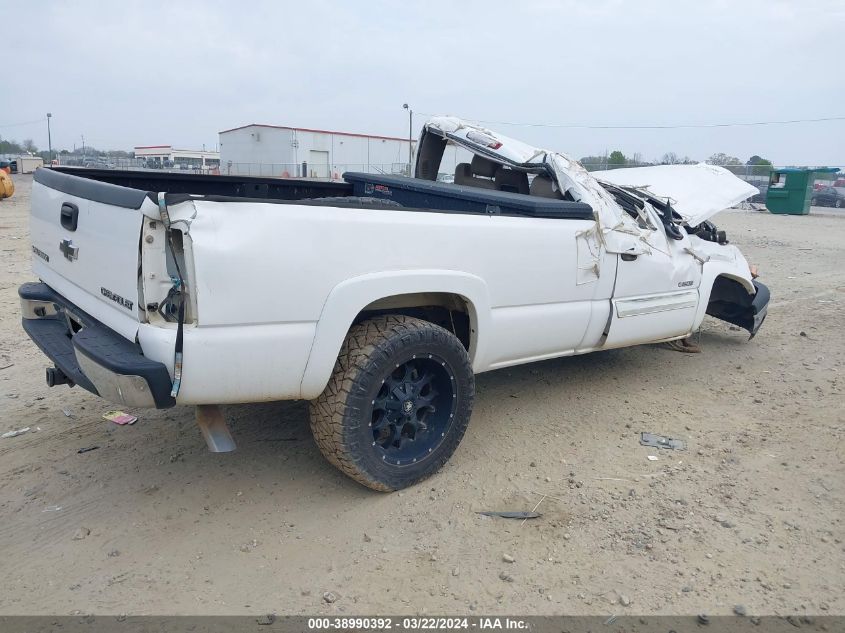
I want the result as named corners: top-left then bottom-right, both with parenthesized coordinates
top-left (309, 315), bottom-right (474, 491)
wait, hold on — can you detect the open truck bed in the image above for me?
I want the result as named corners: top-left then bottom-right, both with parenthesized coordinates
top-left (42, 167), bottom-right (595, 219)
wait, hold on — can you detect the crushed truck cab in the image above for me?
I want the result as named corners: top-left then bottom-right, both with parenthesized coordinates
top-left (20, 116), bottom-right (769, 491)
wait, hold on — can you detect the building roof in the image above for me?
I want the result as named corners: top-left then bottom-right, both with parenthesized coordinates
top-left (134, 145), bottom-right (219, 155)
top-left (218, 123), bottom-right (411, 143)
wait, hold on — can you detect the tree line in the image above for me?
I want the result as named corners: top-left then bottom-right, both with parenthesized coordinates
top-left (578, 150), bottom-right (775, 175)
top-left (0, 136), bottom-right (132, 162)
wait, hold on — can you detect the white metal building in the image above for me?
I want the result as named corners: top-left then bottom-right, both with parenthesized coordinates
top-left (12, 156), bottom-right (44, 174)
top-left (218, 124), bottom-right (417, 179)
top-left (134, 145), bottom-right (220, 170)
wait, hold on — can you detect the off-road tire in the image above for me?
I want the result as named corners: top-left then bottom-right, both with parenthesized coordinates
top-left (309, 315), bottom-right (474, 491)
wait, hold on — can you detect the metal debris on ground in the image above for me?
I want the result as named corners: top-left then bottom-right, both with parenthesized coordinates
top-left (662, 337), bottom-right (701, 353)
top-left (646, 455), bottom-right (659, 461)
top-left (640, 432), bottom-right (686, 451)
top-left (477, 511), bottom-right (542, 519)
top-left (2, 427), bottom-right (30, 438)
top-left (77, 445), bottom-right (100, 454)
top-left (62, 409), bottom-right (74, 418)
top-left (103, 411), bottom-right (138, 425)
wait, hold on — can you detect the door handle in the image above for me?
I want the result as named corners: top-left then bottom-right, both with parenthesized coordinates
top-left (621, 253), bottom-right (638, 261)
top-left (60, 202), bottom-right (79, 232)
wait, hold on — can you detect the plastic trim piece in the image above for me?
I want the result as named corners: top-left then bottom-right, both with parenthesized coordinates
top-left (34, 167), bottom-right (148, 209)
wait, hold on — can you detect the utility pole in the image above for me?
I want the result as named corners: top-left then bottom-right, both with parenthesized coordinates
top-left (81, 135), bottom-right (85, 155)
top-left (46, 113), bottom-right (52, 163)
top-left (403, 103), bottom-right (413, 176)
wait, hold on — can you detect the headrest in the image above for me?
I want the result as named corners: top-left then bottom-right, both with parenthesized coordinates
top-left (470, 155), bottom-right (498, 178)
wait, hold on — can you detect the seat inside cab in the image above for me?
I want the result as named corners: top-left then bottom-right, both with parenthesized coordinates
top-left (529, 174), bottom-right (564, 199)
top-left (455, 156), bottom-right (531, 195)
top-left (454, 156), bottom-right (498, 189)
top-left (415, 127), bottom-right (561, 199)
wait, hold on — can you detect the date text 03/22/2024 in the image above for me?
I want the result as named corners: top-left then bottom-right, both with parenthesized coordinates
top-left (307, 618), bottom-right (528, 630)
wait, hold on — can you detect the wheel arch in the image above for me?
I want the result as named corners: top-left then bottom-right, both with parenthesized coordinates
top-left (300, 270), bottom-right (491, 399)
top-left (693, 267), bottom-right (755, 331)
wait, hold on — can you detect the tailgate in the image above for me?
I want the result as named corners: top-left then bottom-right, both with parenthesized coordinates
top-left (29, 168), bottom-right (150, 340)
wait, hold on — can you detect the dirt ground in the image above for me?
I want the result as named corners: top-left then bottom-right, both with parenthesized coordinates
top-left (0, 174), bottom-right (842, 617)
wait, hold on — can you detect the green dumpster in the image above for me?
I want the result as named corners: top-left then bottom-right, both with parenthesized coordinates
top-left (766, 167), bottom-right (839, 215)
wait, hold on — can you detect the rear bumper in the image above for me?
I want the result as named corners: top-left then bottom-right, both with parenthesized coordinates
top-left (19, 282), bottom-right (175, 409)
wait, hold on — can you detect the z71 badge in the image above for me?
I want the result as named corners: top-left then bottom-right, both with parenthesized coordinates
top-left (100, 287), bottom-right (134, 311)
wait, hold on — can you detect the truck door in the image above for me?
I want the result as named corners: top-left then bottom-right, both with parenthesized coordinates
top-left (603, 208), bottom-right (701, 348)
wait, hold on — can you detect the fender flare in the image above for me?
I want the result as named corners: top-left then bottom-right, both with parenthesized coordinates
top-left (692, 263), bottom-right (755, 331)
top-left (299, 270), bottom-right (491, 399)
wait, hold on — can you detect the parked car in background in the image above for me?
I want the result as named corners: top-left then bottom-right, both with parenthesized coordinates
top-left (748, 182), bottom-right (767, 203)
top-left (82, 159), bottom-right (109, 169)
top-left (811, 186), bottom-right (845, 208)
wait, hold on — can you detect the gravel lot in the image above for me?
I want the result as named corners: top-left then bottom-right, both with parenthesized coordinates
top-left (0, 174), bottom-right (842, 616)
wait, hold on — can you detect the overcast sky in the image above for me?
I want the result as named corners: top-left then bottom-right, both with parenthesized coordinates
top-left (4, 0), bottom-right (844, 165)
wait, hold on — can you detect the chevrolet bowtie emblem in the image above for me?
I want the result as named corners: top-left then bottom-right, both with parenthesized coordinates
top-left (59, 239), bottom-right (78, 261)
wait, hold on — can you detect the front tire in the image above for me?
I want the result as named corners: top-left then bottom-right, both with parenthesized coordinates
top-left (835, 199), bottom-right (842, 208)
top-left (309, 315), bottom-right (475, 491)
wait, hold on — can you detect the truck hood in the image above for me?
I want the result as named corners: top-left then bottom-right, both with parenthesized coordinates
top-left (592, 164), bottom-right (759, 226)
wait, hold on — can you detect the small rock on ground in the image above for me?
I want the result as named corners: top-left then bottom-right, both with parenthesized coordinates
top-left (72, 527), bottom-right (90, 541)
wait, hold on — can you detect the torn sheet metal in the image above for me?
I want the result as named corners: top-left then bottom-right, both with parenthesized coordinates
top-left (640, 432), bottom-right (686, 451)
top-left (575, 225), bottom-right (601, 284)
top-left (593, 164), bottom-right (759, 227)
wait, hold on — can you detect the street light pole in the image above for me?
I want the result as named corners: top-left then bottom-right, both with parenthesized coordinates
top-left (46, 113), bottom-right (52, 163)
top-left (403, 103), bottom-right (413, 176)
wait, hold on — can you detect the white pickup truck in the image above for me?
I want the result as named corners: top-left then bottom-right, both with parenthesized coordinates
top-left (20, 116), bottom-right (769, 491)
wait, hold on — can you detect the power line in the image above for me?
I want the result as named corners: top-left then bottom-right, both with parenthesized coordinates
top-left (0, 118), bottom-right (44, 130)
top-left (416, 113), bottom-right (845, 130)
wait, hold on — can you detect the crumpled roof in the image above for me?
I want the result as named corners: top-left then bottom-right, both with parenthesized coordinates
top-left (424, 117), bottom-right (760, 253)
top-left (424, 117), bottom-right (646, 255)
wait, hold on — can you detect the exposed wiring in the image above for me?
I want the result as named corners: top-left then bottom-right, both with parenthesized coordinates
top-left (156, 192), bottom-right (187, 399)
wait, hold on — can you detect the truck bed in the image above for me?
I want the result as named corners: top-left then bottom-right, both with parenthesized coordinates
top-left (41, 167), bottom-right (594, 220)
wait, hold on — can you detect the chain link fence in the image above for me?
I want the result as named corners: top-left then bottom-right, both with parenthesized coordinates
top-left (220, 162), bottom-right (409, 179)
